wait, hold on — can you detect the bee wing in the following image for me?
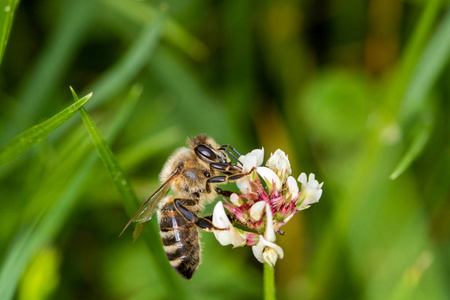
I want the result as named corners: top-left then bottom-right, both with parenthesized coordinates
top-left (134, 183), bottom-right (171, 223)
top-left (120, 169), bottom-right (179, 236)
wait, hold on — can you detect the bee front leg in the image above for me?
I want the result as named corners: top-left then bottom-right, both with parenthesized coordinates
top-left (174, 199), bottom-right (228, 231)
top-left (210, 162), bottom-right (242, 173)
top-left (219, 144), bottom-right (242, 164)
top-left (207, 166), bottom-right (255, 184)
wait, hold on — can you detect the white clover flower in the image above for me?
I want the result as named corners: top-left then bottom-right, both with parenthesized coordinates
top-left (251, 204), bottom-right (284, 266)
top-left (212, 147), bottom-right (323, 268)
top-left (236, 148), bottom-right (264, 193)
top-left (212, 201), bottom-right (245, 247)
top-left (297, 173), bottom-right (323, 209)
top-left (266, 149), bottom-right (292, 181)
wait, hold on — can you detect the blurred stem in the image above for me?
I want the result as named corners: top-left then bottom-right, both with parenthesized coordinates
top-left (264, 263), bottom-right (276, 300)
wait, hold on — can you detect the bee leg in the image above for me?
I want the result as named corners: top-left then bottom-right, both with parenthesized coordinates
top-left (218, 146), bottom-right (242, 165)
top-left (174, 199), bottom-right (228, 231)
top-left (207, 167), bottom-right (255, 184)
top-left (214, 187), bottom-right (233, 197)
top-left (219, 144), bottom-right (242, 159)
top-left (210, 162), bottom-right (242, 173)
top-left (203, 213), bottom-right (242, 225)
top-left (220, 144), bottom-right (242, 157)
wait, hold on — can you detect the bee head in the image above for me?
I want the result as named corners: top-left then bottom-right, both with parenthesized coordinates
top-left (189, 135), bottom-right (228, 164)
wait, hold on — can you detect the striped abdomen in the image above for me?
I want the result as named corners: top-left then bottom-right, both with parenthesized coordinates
top-left (158, 202), bottom-right (201, 279)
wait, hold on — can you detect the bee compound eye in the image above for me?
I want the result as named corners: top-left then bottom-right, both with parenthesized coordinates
top-left (195, 145), bottom-right (217, 161)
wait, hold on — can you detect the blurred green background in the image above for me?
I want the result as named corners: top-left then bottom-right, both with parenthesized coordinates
top-left (1, 0), bottom-right (449, 299)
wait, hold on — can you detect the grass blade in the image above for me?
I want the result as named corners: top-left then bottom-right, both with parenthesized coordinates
top-left (85, 8), bottom-right (165, 109)
top-left (14, 0), bottom-right (94, 131)
top-left (73, 88), bottom-right (188, 299)
top-left (399, 5), bottom-right (450, 123)
top-left (71, 87), bottom-right (137, 214)
top-left (391, 6), bottom-right (450, 179)
top-left (0, 92), bottom-right (92, 167)
top-left (386, 0), bottom-right (444, 118)
top-left (0, 0), bottom-right (19, 66)
top-left (390, 117), bottom-right (433, 180)
top-left (15, 6), bottom-right (166, 147)
top-left (0, 86), bottom-right (139, 300)
top-left (97, 0), bottom-right (208, 60)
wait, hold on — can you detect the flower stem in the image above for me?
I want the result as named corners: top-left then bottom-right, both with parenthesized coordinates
top-left (263, 263), bottom-right (276, 300)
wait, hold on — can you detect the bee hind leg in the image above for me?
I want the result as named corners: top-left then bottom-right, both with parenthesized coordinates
top-left (214, 187), bottom-right (234, 197)
top-left (174, 199), bottom-right (228, 231)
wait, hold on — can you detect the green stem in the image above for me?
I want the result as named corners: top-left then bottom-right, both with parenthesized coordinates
top-left (264, 263), bottom-right (276, 300)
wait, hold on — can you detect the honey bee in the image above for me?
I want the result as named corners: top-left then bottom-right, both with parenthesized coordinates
top-left (122, 134), bottom-right (251, 279)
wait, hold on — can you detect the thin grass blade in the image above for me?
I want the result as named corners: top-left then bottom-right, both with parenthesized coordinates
top-left (73, 89), bottom-right (187, 298)
top-left (390, 117), bottom-right (433, 180)
top-left (386, 0), bottom-right (444, 117)
top-left (399, 5), bottom-right (450, 123)
top-left (0, 92), bottom-right (92, 167)
top-left (71, 87), bottom-right (138, 214)
top-left (0, 86), bottom-right (139, 300)
top-left (21, 6), bottom-right (166, 145)
top-left (0, 0), bottom-right (19, 66)
top-left (84, 8), bottom-right (165, 109)
top-left (391, 6), bottom-right (450, 178)
top-left (14, 0), bottom-right (94, 131)
top-left (97, 0), bottom-right (208, 60)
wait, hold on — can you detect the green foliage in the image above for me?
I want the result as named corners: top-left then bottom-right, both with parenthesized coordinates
top-left (1, 0), bottom-right (449, 299)
top-left (0, 0), bottom-right (19, 65)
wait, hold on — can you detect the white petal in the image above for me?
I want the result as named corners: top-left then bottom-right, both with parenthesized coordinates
top-left (212, 202), bottom-right (245, 247)
top-left (250, 201), bottom-right (266, 221)
top-left (236, 177), bottom-right (252, 194)
top-left (253, 148), bottom-right (265, 166)
top-left (257, 167), bottom-right (282, 190)
top-left (298, 172), bottom-right (307, 185)
top-left (286, 176), bottom-right (299, 199)
top-left (230, 193), bottom-right (241, 207)
top-left (239, 148), bottom-right (265, 172)
top-left (252, 238), bottom-right (266, 264)
top-left (264, 204), bottom-right (276, 242)
top-left (242, 155), bottom-right (257, 173)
